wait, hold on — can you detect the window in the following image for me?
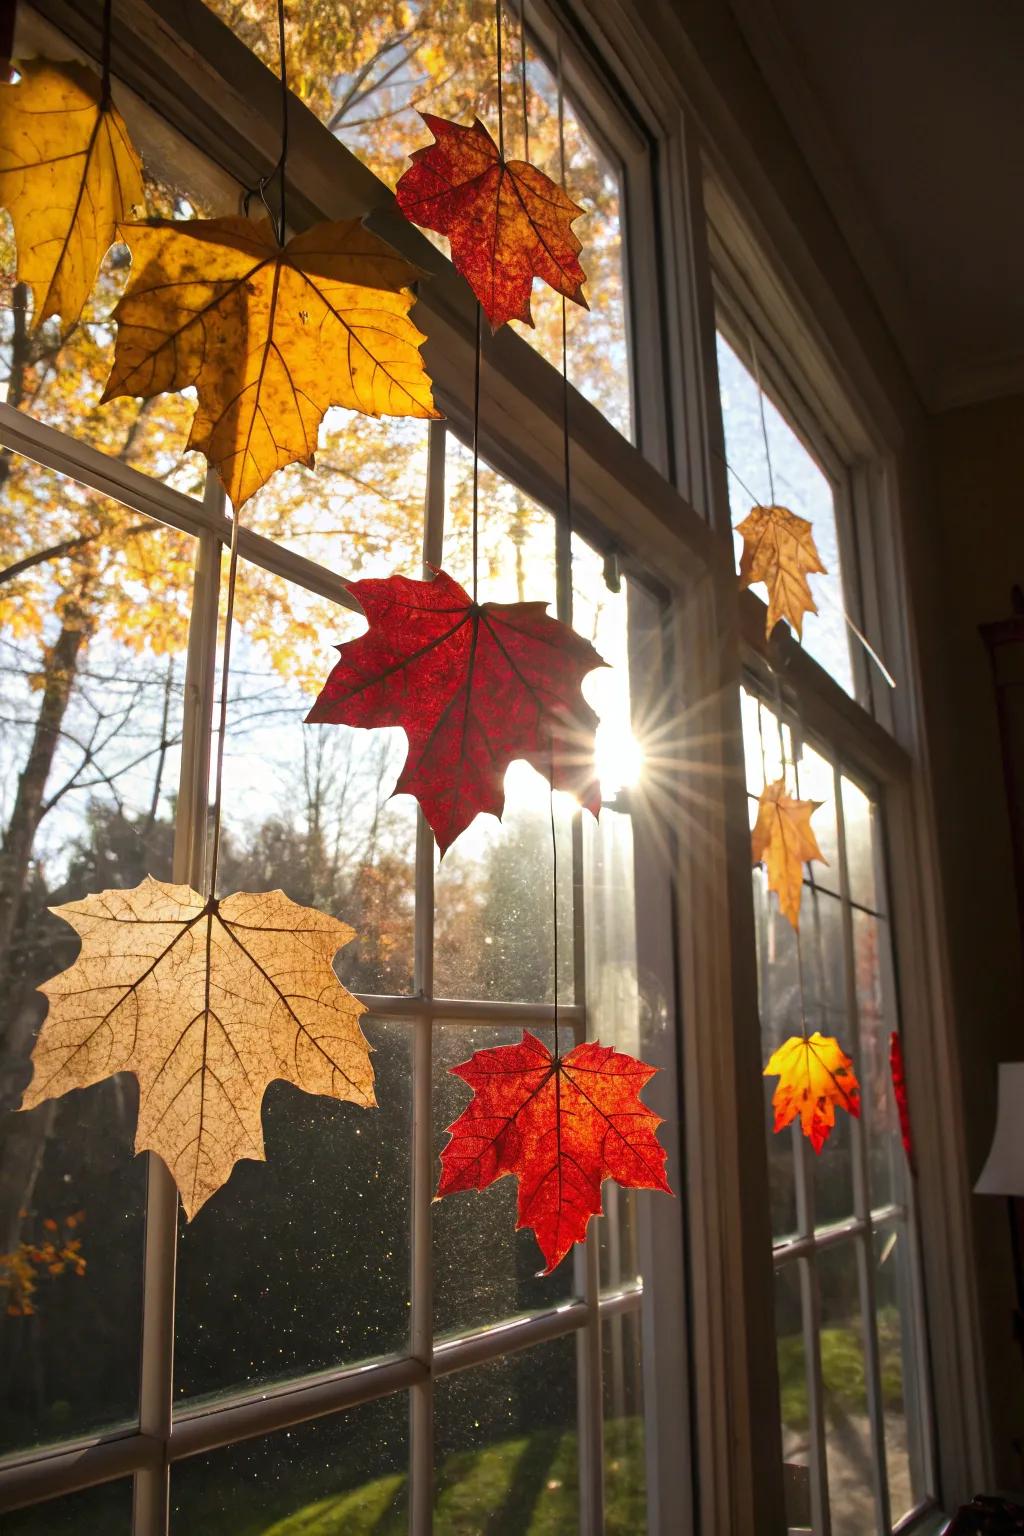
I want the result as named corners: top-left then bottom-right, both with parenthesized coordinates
top-left (0, 4), bottom-right (686, 1531)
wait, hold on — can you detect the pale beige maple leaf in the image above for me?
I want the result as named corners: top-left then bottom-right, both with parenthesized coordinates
top-left (736, 504), bottom-right (827, 638)
top-left (21, 878), bottom-right (374, 1217)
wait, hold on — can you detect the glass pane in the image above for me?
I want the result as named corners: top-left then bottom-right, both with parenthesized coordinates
top-left (433, 1024), bottom-right (574, 1335)
top-left (170, 1391), bottom-right (408, 1533)
top-left (775, 1261), bottom-right (812, 1531)
top-left (817, 1241), bottom-right (875, 1535)
top-left (241, 414), bottom-right (428, 574)
top-left (213, 563), bottom-right (417, 996)
top-left (716, 332), bottom-right (854, 693)
top-left (3, 1478), bottom-right (133, 1534)
top-left (1, 115), bottom-right (236, 491)
top-left (841, 774), bottom-right (882, 914)
top-left (434, 1332), bottom-right (579, 1530)
top-left (434, 438), bottom-right (574, 1003)
top-left (0, 464), bottom-right (192, 1452)
top-left (212, 3), bottom-right (633, 438)
top-left (854, 910), bottom-right (906, 1213)
top-left (175, 1018), bottom-right (410, 1402)
top-left (603, 1308), bottom-right (647, 1534)
top-left (874, 1221), bottom-right (929, 1520)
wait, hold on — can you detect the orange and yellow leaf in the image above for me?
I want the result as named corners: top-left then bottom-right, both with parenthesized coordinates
top-left (737, 504), bottom-right (826, 638)
top-left (764, 1032), bottom-right (860, 1152)
top-left (751, 777), bottom-right (825, 930)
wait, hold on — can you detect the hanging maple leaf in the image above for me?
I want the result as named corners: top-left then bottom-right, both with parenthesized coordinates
top-left (101, 214), bottom-right (439, 508)
top-left (395, 113), bottom-right (588, 331)
top-left (306, 568), bottom-right (605, 854)
top-left (889, 1030), bottom-right (914, 1168)
top-left (437, 1030), bottom-right (671, 1272)
top-left (763, 1032), bottom-right (861, 1153)
top-left (736, 504), bottom-right (827, 638)
top-left (21, 877), bottom-right (374, 1218)
top-left (751, 777), bottom-right (825, 930)
top-left (0, 59), bottom-right (145, 333)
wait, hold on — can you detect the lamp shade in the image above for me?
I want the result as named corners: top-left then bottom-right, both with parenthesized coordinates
top-left (976, 1063), bottom-right (1024, 1196)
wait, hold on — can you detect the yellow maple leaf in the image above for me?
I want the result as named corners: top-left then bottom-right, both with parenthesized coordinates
top-left (736, 504), bottom-right (827, 638)
top-left (22, 877), bottom-right (374, 1218)
top-left (101, 214), bottom-right (440, 508)
top-left (0, 59), bottom-right (145, 333)
top-left (751, 777), bottom-right (824, 930)
top-left (763, 1032), bottom-right (860, 1152)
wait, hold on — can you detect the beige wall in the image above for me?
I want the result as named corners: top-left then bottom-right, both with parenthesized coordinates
top-left (929, 392), bottom-right (1024, 1488)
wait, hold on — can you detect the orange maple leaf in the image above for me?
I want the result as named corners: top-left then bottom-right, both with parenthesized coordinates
top-left (764, 1032), bottom-right (861, 1152)
top-left (736, 504), bottom-right (827, 638)
top-left (437, 1030), bottom-right (671, 1272)
top-left (395, 113), bottom-right (588, 331)
top-left (751, 778), bottom-right (824, 930)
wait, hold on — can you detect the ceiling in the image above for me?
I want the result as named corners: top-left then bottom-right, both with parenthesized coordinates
top-left (728, 0), bottom-right (1024, 412)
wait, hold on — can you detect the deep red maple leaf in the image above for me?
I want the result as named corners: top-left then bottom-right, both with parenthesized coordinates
top-left (437, 1030), bottom-right (672, 1272)
top-left (394, 112), bottom-right (588, 330)
top-left (305, 569), bottom-right (605, 854)
top-left (889, 1031), bottom-right (914, 1168)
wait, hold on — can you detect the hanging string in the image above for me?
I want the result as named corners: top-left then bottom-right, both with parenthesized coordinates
top-left (494, 0), bottom-right (506, 159)
top-left (100, 0), bottom-right (112, 104)
top-left (471, 302), bottom-right (482, 603)
top-left (748, 329), bottom-right (776, 506)
top-left (518, 0), bottom-right (529, 161)
top-left (208, 0), bottom-right (288, 900)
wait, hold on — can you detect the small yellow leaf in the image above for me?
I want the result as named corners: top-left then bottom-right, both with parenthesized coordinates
top-left (22, 877), bottom-right (374, 1218)
top-left (102, 215), bottom-right (440, 509)
top-left (751, 777), bottom-right (824, 930)
top-left (736, 504), bottom-right (826, 638)
top-left (0, 59), bottom-right (145, 332)
top-left (763, 1032), bottom-right (860, 1152)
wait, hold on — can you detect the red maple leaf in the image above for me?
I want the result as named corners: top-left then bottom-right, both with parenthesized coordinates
top-left (305, 569), bottom-right (605, 854)
top-left (889, 1031), bottom-right (914, 1169)
top-left (395, 112), bottom-right (588, 330)
top-left (437, 1030), bottom-right (672, 1273)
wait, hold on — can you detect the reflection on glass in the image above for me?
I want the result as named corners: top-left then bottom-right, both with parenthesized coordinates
top-left (209, 1), bottom-right (633, 437)
top-left (841, 774), bottom-right (881, 914)
top-left (817, 1242), bottom-right (875, 1536)
top-left (775, 1262), bottom-right (812, 1531)
top-left (433, 1024), bottom-right (574, 1334)
top-left (175, 1019), bottom-right (411, 1402)
top-left (434, 1333), bottom-right (579, 1530)
top-left (215, 562), bottom-right (417, 995)
top-left (874, 1222), bottom-right (929, 1520)
top-left (3, 1477), bottom-right (133, 1534)
top-left (717, 332), bottom-right (854, 693)
top-left (0, 466), bottom-right (191, 1452)
top-left (170, 1392), bottom-right (408, 1534)
top-left (854, 910), bottom-right (905, 1212)
top-left (603, 1309), bottom-right (647, 1534)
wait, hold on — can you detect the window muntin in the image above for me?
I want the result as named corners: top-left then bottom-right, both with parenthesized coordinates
top-left (203, 0), bottom-right (633, 440)
top-left (743, 687), bottom-right (932, 1530)
top-left (717, 331), bottom-right (855, 695)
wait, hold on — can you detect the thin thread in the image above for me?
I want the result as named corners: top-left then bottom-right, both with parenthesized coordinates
top-left (101, 0), bottom-right (112, 103)
top-left (771, 679), bottom-right (810, 1037)
top-left (276, 0), bottom-right (288, 241)
top-left (747, 329), bottom-right (776, 505)
top-left (550, 750), bottom-right (559, 1062)
top-left (495, 0), bottom-right (505, 159)
top-left (471, 303), bottom-right (482, 602)
top-left (551, 36), bottom-right (571, 1062)
top-left (519, 0), bottom-right (529, 160)
top-left (207, 506), bottom-right (241, 902)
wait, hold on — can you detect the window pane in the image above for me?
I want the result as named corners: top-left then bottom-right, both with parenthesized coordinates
top-left (170, 1391), bottom-right (408, 1533)
top-left (433, 1023), bottom-right (573, 1335)
top-left (817, 1241), bottom-right (874, 1535)
top-left (874, 1221), bottom-right (930, 1519)
top-left (434, 1332), bottom-right (579, 1529)
top-left (854, 910), bottom-right (906, 1213)
top-left (175, 1017), bottom-right (411, 1402)
top-left (775, 1261), bottom-right (812, 1532)
top-left (3, 1478), bottom-right (133, 1534)
top-left (603, 1308), bottom-right (647, 1534)
top-left (716, 332), bottom-right (854, 693)
top-left (841, 774), bottom-right (882, 914)
top-left (212, 564), bottom-right (417, 996)
top-left (0, 463), bottom-right (192, 1453)
top-left (434, 438), bottom-right (573, 1003)
top-left (212, 3), bottom-right (633, 438)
